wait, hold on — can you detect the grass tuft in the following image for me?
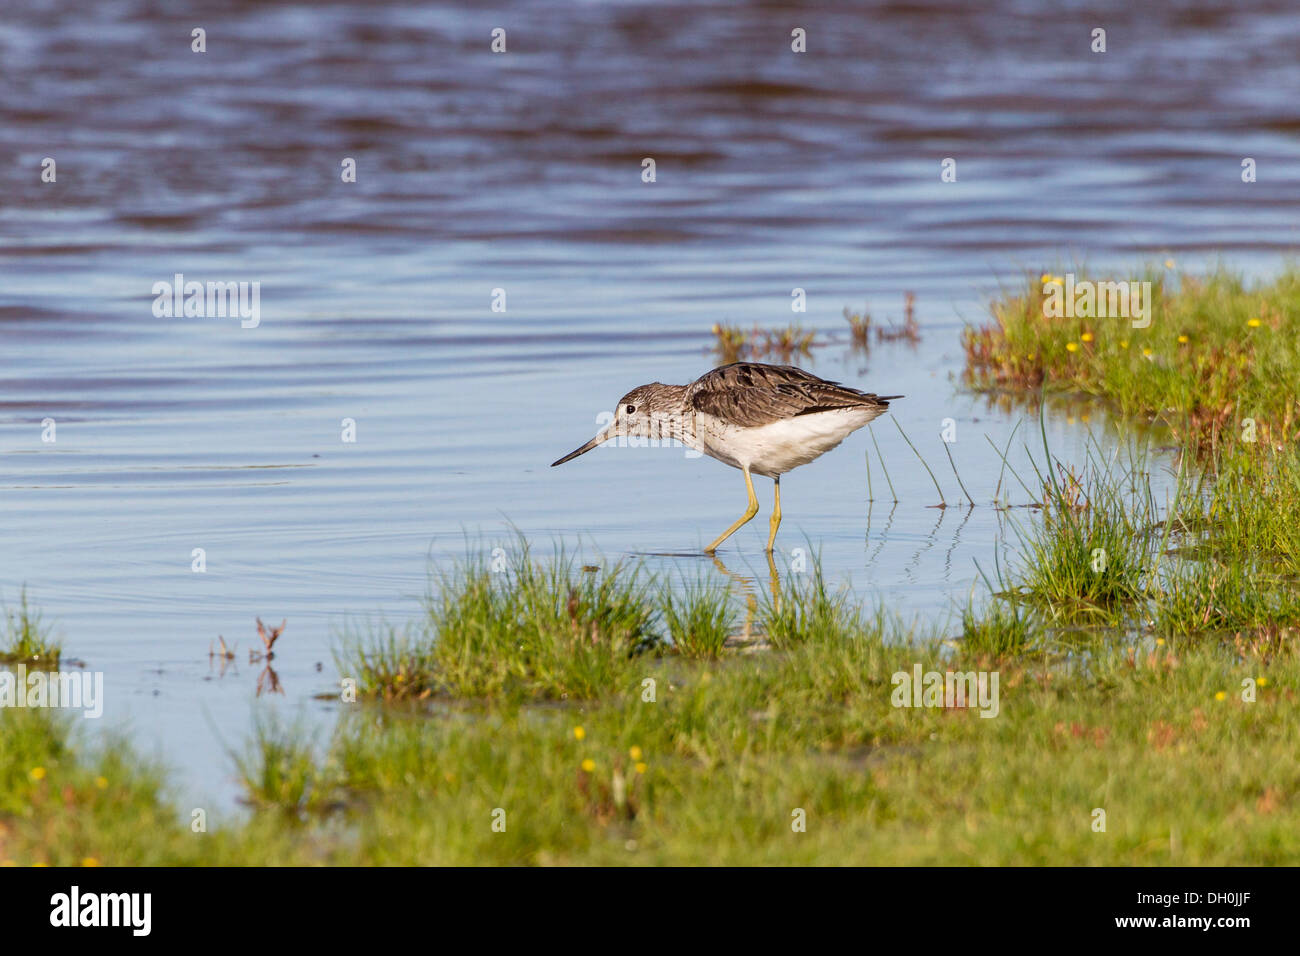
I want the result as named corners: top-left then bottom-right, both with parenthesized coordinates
top-left (334, 621), bottom-right (439, 702)
top-left (338, 542), bottom-right (662, 702)
top-left (711, 322), bottom-right (816, 364)
top-left (233, 715), bottom-right (333, 818)
top-left (660, 576), bottom-right (735, 659)
top-left (760, 561), bottom-right (860, 648)
top-left (1, 589), bottom-right (61, 665)
top-left (959, 599), bottom-right (1038, 657)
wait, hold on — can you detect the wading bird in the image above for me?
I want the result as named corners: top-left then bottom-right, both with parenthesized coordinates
top-left (551, 362), bottom-right (901, 552)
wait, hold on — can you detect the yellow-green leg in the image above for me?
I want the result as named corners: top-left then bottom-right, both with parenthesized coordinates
top-left (765, 548), bottom-right (780, 608)
top-left (766, 476), bottom-right (782, 553)
top-left (704, 466), bottom-right (759, 553)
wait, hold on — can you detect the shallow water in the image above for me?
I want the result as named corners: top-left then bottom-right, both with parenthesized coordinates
top-left (2, 0), bottom-right (1298, 809)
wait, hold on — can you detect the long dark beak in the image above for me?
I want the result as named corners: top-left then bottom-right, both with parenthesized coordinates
top-left (551, 427), bottom-right (611, 467)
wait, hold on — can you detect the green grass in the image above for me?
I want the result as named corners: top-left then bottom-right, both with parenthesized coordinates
top-left (1002, 444), bottom-right (1165, 622)
top-left (4, 584), bottom-right (1297, 864)
top-left (759, 561), bottom-right (862, 649)
top-left (2, 505), bottom-right (1298, 863)
top-left (1, 590), bottom-right (61, 665)
top-left (967, 267), bottom-right (1300, 643)
top-left (844, 307), bottom-right (872, 348)
top-left (959, 598), bottom-right (1037, 656)
top-left (710, 322), bottom-right (816, 364)
top-left (659, 574), bottom-right (736, 659)
top-left (1179, 444), bottom-right (1300, 578)
top-left (333, 620), bottom-right (439, 702)
top-left (233, 714), bottom-right (333, 817)
top-left (338, 541), bottom-right (661, 703)
top-left (964, 264), bottom-right (1300, 455)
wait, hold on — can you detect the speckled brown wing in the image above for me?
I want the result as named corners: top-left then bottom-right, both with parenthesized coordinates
top-left (687, 362), bottom-right (899, 427)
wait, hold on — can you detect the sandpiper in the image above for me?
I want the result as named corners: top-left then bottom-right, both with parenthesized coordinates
top-left (551, 362), bottom-right (901, 552)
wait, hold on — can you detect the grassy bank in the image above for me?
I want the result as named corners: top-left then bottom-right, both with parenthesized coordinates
top-left (4, 540), bottom-right (1298, 865)
top-left (966, 267), bottom-right (1300, 640)
top-left (963, 265), bottom-right (1300, 454)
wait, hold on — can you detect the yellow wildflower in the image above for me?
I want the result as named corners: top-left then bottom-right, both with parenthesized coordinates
top-left (29, 767), bottom-right (46, 782)
top-left (1177, 334), bottom-right (1189, 343)
top-left (1066, 342), bottom-right (1078, 352)
top-left (1081, 332), bottom-right (1093, 342)
top-left (635, 762), bottom-right (648, 775)
top-left (573, 726), bottom-right (585, 741)
top-left (629, 746), bottom-right (643, 761)
top-left (580, 759), bottom-right (595, 772)
top-left (1214, 691), bottom-right (1226, 701)
top-left (1247, 318), bottom-right (1261, 328)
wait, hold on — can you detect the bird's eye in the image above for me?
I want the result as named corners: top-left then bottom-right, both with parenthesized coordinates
top-left (626, 404), bottom-right (636, 414)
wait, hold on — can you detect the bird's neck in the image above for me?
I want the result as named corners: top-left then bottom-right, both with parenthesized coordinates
top-left (645, 389), bottom-right (703, 451)
top-left (638, 414), bottom-right (697, 449)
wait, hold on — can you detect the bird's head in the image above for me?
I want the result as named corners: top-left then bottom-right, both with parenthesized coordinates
top-left (550, 384), bottom-right (674, 466)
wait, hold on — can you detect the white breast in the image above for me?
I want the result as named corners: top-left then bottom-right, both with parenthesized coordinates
top-left (700, 406), bottom-right (885, 478)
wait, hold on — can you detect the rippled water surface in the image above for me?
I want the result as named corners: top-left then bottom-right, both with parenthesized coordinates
top-left (3, 0), bottom-right (1298, 806)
